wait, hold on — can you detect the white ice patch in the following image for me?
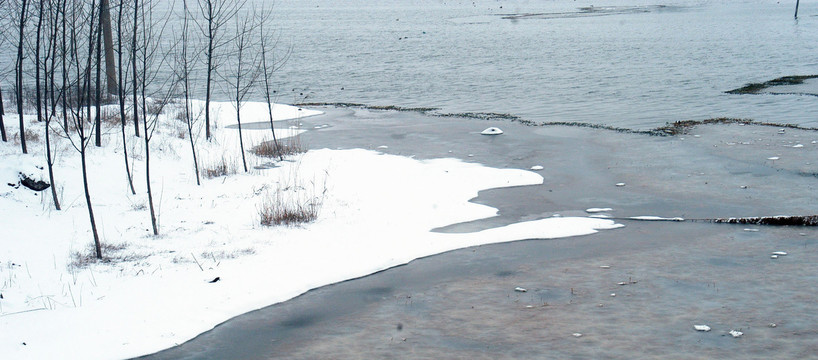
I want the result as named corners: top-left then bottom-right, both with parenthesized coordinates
top-left (530, 165), bottom-right (544, 171)
top-left (481, 127), bottom-right (503, 135)
top-left (693, 325), bottom-right (711, 332)
top-left (629, 216), bottom-right (685, 221)
top-left (586, 208), bottom-right (613, 213)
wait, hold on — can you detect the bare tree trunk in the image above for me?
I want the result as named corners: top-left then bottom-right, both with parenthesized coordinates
top-left (16, 0), bottom-right (30, 154)
top-left (117, 0), bottom-right (136, 194)
top-left (131, 0), bottom-right (140, 137)
top-left (85, 1), bottom-right (96, 138)
top-left (61, 0), bottom-right (103, 259)
top-left (45, 0), bottom-right (61, 211)
top-left (185, 96), bottom-right (201, 185)
top-left (143, 116), bottom-right (158, 235)
top-left (233, 16), bottom-right (248, 173)
top-left (235, 39), bottom-right (247, 173)
top-left (0, 83), bottom-right (6, 142)
top-left (45, 126), bottom-right (61, 210)
top-left (180, 0), bottom-right (200, 185)
top-left (82, 145), bottom-right (102, 259)
top-left (136, 0), bottom-right (173, 236)
top-left (258, 10), bottom-right (285, 161)
top-left (139, 0), bottom-right (158, 235)
top-left (87, 0), bottom-right (103, 258)
top-left (236, 83), bottom-right (247, 172)
top-left (204, 8), bottom-right (213, 141)
top-left (35, 0), bottom-right (44, 124)
top-left (61, 0), bottom-right (68, 131)
top-left (100, 0), bottom-right (117, 95)
top-left (95, 7), bottom-right (102, 147)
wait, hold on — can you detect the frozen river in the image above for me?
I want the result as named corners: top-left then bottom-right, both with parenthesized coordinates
top-left (135, 1), bottom-right (818, 358)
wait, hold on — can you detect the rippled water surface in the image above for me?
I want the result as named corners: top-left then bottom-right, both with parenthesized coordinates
top-left (266, 0), bottom-right (818, 129)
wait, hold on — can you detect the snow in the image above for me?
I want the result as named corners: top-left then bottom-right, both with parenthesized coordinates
top-left (0, 101), bottom-right (621, 359)
top-left (629, 216), bottom-right (685, 222)
top-left (481, 127), bottom-right (503, 135)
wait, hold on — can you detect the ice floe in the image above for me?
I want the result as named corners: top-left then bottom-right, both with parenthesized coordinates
top-left (693, 325), bottom-right (711, 332)
top-left (481, 127), bottom-right (503, 135)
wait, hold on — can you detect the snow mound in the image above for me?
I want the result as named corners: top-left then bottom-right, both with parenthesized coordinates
top-left (481, 127), bottom-right (503, 135)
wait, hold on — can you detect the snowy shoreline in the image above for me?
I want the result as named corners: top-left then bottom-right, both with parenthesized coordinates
top-left (0, 101), bottom-right (620, 359)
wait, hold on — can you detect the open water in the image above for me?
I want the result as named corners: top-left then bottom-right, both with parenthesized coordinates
top-left (266, 0), bottom-right (818, 129)
top-left (3, 1), bottom-right (815, 129)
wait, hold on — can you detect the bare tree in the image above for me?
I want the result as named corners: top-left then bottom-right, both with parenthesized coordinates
top-left (0, 83), bottom-right (6, 142)
top-left (94, 0), bottom-right (102, 147)
top-left (60, 0), bottom-right (103, 259)
top-left (14, 0), bottom-right (30, 153)
top-left (223, 12), bottom-right (260, 173)
top-left (257, 5), bottom-right (290, 161)
top-left (33, 0), bottom-right (43, 126)
top-left (130, 0), bottom-right (139, 137)
top-left (100, 0), bottom-right (117, 94)
top-left (135, 0), bottom-right (173, 235)
top-left (0, 0), bottom-right (5, 143)
top-left (116, 0), bottom-right (136, 194)
top-left (60, 0), bottom-right (68, 130)
top-left (195, 0), bottom-right (246, 141)
top-left (43, 0), bottom-right (62, 210)
top-left (32, 0), bottom-right (63, 210)
top-left (174, 0), bottom-right (201, 185)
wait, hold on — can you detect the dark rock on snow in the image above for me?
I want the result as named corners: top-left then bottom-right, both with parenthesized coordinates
top-left (19, 173), bottom-right (50, 191)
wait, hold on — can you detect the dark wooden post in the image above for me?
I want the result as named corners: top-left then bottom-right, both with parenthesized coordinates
top-left (795, 0), bottom-right (800, 18)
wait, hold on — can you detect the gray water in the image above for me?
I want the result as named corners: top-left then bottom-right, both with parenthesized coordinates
top-left (3, 1), bottom-right (815, 129)
top-left (266, 0), bottom-right (818, 129)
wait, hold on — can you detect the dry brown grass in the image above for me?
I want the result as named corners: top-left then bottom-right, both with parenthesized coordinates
top-left (259, 182), bottom-right (325, 226)
top-left (13, 129), bottom-right (41, 145)
top-left (68, 242), bottom-right (146, 269)
top-left (251, 135), bottom-right (305, 159)
top-left (203, 157), bottom-right (239, 178)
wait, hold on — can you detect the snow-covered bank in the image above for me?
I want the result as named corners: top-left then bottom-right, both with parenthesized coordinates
top-left (0, 101), bottom-right (619, 359)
